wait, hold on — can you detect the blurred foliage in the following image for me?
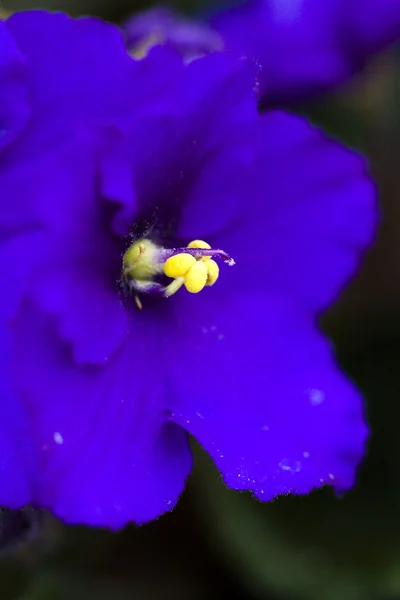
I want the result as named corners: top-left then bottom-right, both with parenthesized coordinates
top-left (0, 501), bottom-right (243, 599)
top-left (1, 0), bottom-right (220, 24)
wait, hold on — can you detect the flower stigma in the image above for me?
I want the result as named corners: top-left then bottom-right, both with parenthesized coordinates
top-left (122, 238), bottom-right (234, 308)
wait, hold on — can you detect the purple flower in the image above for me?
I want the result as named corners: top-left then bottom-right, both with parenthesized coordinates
top-left (124, 1), bottom-right (400, 103)
top-left (124, 6), bottom-right (222, 60)
top-left (0, 11), bottom-right (376, 529)
top-left (210, 0), bottom-right (400, 104)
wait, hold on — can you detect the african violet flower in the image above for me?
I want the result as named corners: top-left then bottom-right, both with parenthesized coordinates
top-left (0, 10), bottom-right (375, 529)
top-left (210, 0), bottom-right (400, 104)
top-left (124, 0), bottom-right (400, 105)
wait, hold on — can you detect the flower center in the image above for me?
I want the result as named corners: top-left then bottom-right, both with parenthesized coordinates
top-left (122, 238), bottom-right (234, 309)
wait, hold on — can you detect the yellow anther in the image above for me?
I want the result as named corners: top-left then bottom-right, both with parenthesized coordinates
top-left (206, 259), bottom-right (219, 286)
top-left (164, 253), bottom-right (196, 278)
top-left (187, 240), bottom-right (211, 249)
top-left (184, 261), bottom-right (208, 293)
top-left (187, 239), bottom-right (211, 260)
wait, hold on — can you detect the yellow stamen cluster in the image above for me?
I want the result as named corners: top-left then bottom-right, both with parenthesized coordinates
top-left (164, 240), bottom-right (219, 297)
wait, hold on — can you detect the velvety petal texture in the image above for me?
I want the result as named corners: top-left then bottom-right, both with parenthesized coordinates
top-left (169, 294), bottom-right (365, 497)
top-left (209, 0), bottom-right (400, 103)
top-left (4, 10), bottom-right (142, 157)
top-left (14, 303), bottom-right (192, 527)
top-left (0, 19), bottom-right (29, 150)
top-left (0, 324), bottom-right (35, 508)
top-left (0, 10), bottom-right (376, 528)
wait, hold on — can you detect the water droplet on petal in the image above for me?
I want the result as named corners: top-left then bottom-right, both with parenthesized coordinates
top-left (53, 432), bottom-right (64, 445)
top-left (235, 465), bottom-right (251, 484)
top-left (279, 459), bottom-right (301, 473)
top-left (308, 388), bottom-right (325, 405)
